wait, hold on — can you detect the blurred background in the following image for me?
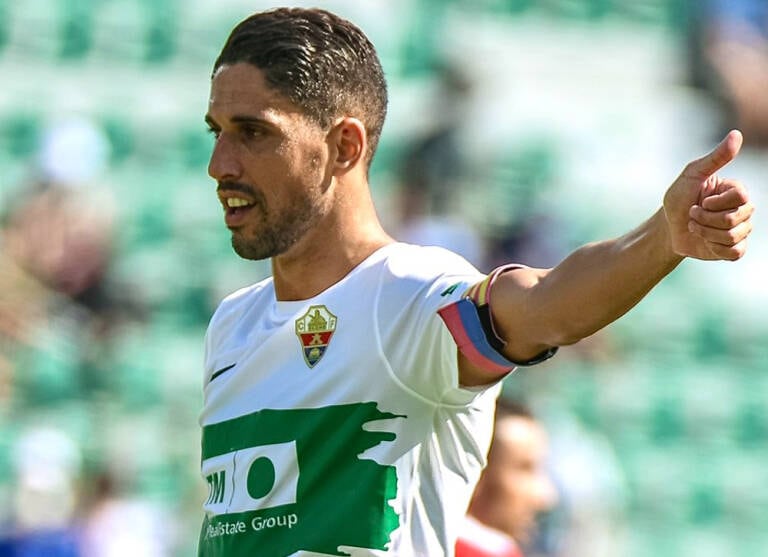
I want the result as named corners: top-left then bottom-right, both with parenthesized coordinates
top-left (0, 0), bottom-right (766, 555)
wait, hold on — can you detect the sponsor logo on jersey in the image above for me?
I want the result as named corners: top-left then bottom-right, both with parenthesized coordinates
top-left (210, 363), bottom-right (236, 382)
top-left (202, 441), bottom-right (300, 516)
top-left (294, 305), bottom-right (337, 368)
top-left (440, 282), bottom-right (461, 297)
top-left (199, 403), bottom-right (404, 555)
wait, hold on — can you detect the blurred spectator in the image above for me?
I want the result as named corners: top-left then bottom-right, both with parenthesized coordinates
top-left (687, 0), bottom-right (768, 146)
top-left (78, 470), bottom-right (172, 557)
top-left (456, 398), bottom-right (558, 557)
top-left (484, 213), bottom-right (565, 273)
top-left (3, 184), bottom-right (114, 306)
top-left (2, 182), bottom-right (121, 397)
top-left (0, 118), bottom-right (147, 399)
top-left (394, 62), bottom-right (486, 267)
top-left (0, 247), bottom-right (54, 381)
top-left (0, 428), bottom-right (82, 557)
top-left (399, 62), bottom-right (473, 214)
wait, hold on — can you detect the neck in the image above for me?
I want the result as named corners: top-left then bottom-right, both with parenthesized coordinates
top-left (271, 179), bottom-right (394, 301)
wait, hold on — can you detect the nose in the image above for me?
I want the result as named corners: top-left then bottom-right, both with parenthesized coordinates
top-left (208, 133), bottom-right (241, 182)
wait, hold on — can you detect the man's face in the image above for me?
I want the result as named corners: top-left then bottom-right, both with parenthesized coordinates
top-left (479, 416), bottom-right (557, 545)
top-left (206, 63), bottom-right (333, 260)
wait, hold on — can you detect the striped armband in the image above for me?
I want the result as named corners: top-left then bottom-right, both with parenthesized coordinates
top-left (437, 265), bottom-right (558, 374)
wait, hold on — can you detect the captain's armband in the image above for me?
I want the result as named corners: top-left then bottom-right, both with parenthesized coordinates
top-left (438, 265), bottom-right (558, 373)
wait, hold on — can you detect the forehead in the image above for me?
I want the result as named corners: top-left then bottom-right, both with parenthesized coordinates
top-left (208, 62), bottom-right (303, 122)
top-left (493, 416), bottom-right (547, 463)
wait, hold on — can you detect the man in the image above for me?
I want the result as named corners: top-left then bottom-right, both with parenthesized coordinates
top-left (456, 400), bottom-right (557, 557)
top-left (199, 8), bottom-right (754, 556)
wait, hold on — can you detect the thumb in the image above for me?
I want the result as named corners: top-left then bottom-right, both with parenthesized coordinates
top-left (685, 130), bottom-right (743, 179)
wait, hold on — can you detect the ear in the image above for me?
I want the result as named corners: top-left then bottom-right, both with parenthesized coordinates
top-left (329, 117), bottom-right (367, 172)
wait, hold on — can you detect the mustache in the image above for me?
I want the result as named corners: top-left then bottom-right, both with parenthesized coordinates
top-left (217, 181), bottom-right (258, 197)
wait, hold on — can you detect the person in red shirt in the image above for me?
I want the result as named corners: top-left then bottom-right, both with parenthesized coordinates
top-left (456, 399), bottom-right (558, 557)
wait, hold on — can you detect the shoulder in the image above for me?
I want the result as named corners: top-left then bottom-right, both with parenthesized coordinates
top-left (374, 243), bottom-right (484, 330)
top-left (380, 243), bottom-right (481, 282)
top-left (208, 277), bottom-right (274, 333)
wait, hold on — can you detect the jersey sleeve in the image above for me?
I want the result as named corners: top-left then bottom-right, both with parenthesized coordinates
top-left (377, 248), bottom-right (559, 404)
top-left (375, 246), bottom-right (509, 404)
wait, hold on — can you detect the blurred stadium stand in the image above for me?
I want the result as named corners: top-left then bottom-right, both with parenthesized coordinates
top-left (0, 1), bottom-right (766, 556)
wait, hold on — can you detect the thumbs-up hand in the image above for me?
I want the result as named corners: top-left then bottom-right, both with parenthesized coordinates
top-left (663, 130), bottom-right (755, 261)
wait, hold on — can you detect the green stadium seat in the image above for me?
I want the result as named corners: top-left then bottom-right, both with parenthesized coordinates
top-left (544, 0), bottom-right (612, 21)
top-left (141, 0), bottom-right (177, 64)
top-left (614, 0), bottom-right (680, 27)
top-left (733, 401), bottom-right (768, 448)
top-left (58, 0), bottom-right (94, 60)
top-left (687, 480), bottom-right (723, 526)
top-left (397, 0), bottom-right (446, 77)
top-left (0, 424), bottom-right (18, 490)
top-left (454, 0), bottom-right (534, 16)
top-left (101, 115), bottom-right (135, 165)
top-left (0, 0), bottom-right (8, 54)
top-left (647, 397), bottom-right (685, 445)
top-left (1, 112), bottom-right (42, 160)
top-left (109, 327), bottom-right (164, 410)
top-left (90, 0), bottom-right (144, 63)
top-left (12, 330), bottom-right (85, 406)
top-left (476, 137), bottom-right (562, 232)
top-left (177, 126), bottom-right (213, 170)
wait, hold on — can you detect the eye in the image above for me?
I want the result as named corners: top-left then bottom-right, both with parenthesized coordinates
top-left (240, 125), bottom-right (264, 139)
top-left (206, 126), bottom-right (221, 139)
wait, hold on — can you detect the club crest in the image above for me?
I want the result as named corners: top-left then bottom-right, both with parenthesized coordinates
top-left (295, 305), bottom-right (337, 368)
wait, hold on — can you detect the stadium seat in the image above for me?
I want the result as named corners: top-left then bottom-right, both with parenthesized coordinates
top-left (2, 112), bottom-right (42, 160)
top-left (58, 0), bottom-right (94, 60)
top-left (177, 126), bottom-right (213, 170)
top-left (687, 478), bottom-right (723, 526)
top-left (0, 0), bottom-right (8, 54)
top-left (141, 0), bottom-right (177, 64)
top-left (397, 0), bottom-right (446, 77)
top-left (733, 401), bottom-right (768, 448)
top-left (90, 0), bottom-right (144, 63)
top-left (100, 115), bottom-right (135, 165)
top-left (13, 335), bottom-right (81, 405)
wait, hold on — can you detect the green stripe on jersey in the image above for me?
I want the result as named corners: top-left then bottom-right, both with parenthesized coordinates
top-left (199, 402), bottom-right (404, 556)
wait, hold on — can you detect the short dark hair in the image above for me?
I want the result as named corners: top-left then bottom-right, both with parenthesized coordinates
top-left (494, 396), bottom-right (535, 422)
top-left (213, 8), bottom-right (388, 168)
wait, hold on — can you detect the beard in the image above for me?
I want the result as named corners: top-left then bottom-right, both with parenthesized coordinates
top-left (230, 188), bottom-right (325, 261)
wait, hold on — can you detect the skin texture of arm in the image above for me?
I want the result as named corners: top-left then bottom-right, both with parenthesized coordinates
top-left (459, 131), bottom-right (755, 387)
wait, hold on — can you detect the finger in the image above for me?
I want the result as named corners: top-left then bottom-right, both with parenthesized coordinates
top-left (689, 203), bottom-right (755, 230)
top-left (689, 219), bottom-right (753, 245)
top-left (701, 182), bottom-right (750, 211)
top-left (684, 130), bottom-right (743, 179)
top-left (705, 238), bottom-right (748, 261)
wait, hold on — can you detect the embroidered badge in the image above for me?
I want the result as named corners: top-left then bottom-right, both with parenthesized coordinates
top-left (295, 305), bottom-right (338, 368)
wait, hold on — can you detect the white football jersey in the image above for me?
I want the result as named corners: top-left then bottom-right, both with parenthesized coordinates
top-left (198, 243), bottom-right (511, 557)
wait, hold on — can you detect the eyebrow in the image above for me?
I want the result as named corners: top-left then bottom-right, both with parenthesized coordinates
top-left (204, 114), bottom-right (275, 128)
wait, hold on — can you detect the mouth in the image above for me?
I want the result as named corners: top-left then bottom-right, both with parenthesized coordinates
top-left (220, 195), bottom-right (258, 229)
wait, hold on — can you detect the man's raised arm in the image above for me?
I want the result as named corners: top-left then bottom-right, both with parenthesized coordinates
top-left (459, 131), bottom-right (755, 386)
